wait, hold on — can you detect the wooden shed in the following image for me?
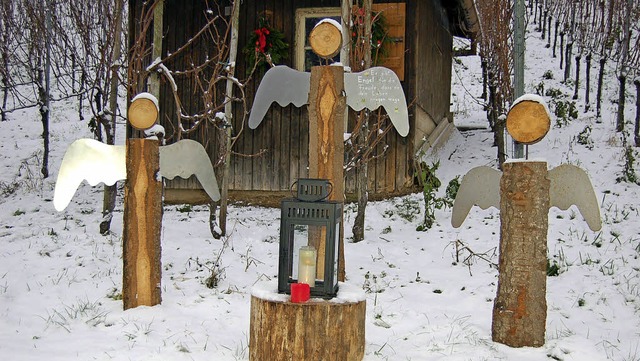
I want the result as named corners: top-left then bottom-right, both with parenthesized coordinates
top-left (128, 0), bottom-right (479, 206)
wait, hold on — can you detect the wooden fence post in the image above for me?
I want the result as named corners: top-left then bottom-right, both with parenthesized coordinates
top-left (123, 138), bottom-right (162, 309)
top-left (308, 65), bottom-right (346, 281)
top-left (492, 161), bottom-right (549, 347)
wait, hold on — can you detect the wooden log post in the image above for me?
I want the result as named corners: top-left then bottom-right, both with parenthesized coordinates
top-left (308, 66), bottom-right (346, 281)
top-left (492, 161), bottom-right (549, 347)
top-left (123, 138), bottom-right (162, 309)
top-left (250, 294), bottom-right (365, 361)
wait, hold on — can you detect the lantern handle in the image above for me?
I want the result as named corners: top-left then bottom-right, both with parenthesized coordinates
top-left (290, 179), bottom-right (333, 202)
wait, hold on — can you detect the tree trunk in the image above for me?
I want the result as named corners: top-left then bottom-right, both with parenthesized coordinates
top-left (481, 59), bottom-right (488, 100)
top-left (541, 10), bottom-right (547, 38)
top-left (218, 0), bottom-right (241, 238)
top-left (352, 0), bottom-right (372, 244)
top-left (616, 0), bottom-right (632, 133)
top-left (40, 0), bottom-right (51, 179)
top-left (249, 295), bottom-right (365, 361)
top-left (492, 161), bottom-right (549, 348)
top-left (546, 15), bottom-right (551, 48)
top-left (585, 53), bottom-right (591, 112)
top-left (123, 139), bottom-right (163, 310)
top-left (573, 55), bottom-right (581, 99)
top-left (552, 21), bottom-right (558, 57)
top-left (596, 57), bottom-right (606, 119)
top-left (634, 79), bottom-right (640, 147)
top-left (559, 32), bottom-right (564, 68)
top-left (563, 41), bottom-right (572, 82)
top-left (617, 73), bottom-right (627, 133)
top-left (100, 0), bottom-right (125, 235)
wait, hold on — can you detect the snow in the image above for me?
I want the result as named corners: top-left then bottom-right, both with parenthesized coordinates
top-left (1, 16), bottom-right (639, 361)
top-left (512, 93), bottom-right (553, 121)
top-left (251, 281), bottom-right (365, 304)
top-left (314, 18), bottom-right (343, 35)
top-left (131, 92), bottom-right (159, 112)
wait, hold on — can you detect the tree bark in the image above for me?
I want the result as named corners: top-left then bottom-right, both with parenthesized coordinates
top-left (559, 32), bottom-right (564, 68)
top-left (218, 0), bottom-right (241, 238)
top-left (552, 21), bottom-right (558, 57)
top-left (573, 55), bottom-right (581, 99)
top-left (123, 139), bottom-right (163, 310)
top-left (596, 57), bottom-right (606, 119)
top-left (493, 161), bottom-right (549, 348)
top-left (617, 73), bottom-right (627, 133)
top-left (634, 79), bottom-right (640, 147)
top-left (249, 295), bottom-right (365, 361)
top-left (100, 0), bottom-right (125, 235)
top-left (563, 41), bottom-right (572, 83)
top-left (352, 0), bottom-right (372, 244)
top-left (584, 53), bottom-right (591, 112)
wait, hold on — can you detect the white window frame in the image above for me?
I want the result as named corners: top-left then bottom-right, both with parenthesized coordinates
top-left (294, 7), bottom-right (344, 71)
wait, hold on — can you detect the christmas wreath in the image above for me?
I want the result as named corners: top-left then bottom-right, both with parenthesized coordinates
top-left (244, 17), bottom-right (289, 73)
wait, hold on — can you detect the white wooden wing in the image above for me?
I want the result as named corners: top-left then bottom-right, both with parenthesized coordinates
top-left (54, 139), bottom-right (126, 211)
top-left (248, 66), bottom-right (311, 129)
top-left (549, 164), bottom-right (601, 231)
top-left (159, 139), bottom-right (220, 202)
top-left (344, 67), bottom-right (409, 137)
top-left (451, 166), bottom-right (502, 228)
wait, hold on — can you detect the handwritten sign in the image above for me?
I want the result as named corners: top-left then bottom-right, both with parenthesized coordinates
top-left (344, 67), bottom-right (409, 137)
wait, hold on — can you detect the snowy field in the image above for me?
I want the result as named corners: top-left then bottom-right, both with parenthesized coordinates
top-left (1, 20), bottom-right (639, 361)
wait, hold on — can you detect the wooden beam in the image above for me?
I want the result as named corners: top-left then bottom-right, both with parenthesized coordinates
top-left (123, 139), bottom-right (162, 309)
top-left (308, 66), bottom-right (346, 281)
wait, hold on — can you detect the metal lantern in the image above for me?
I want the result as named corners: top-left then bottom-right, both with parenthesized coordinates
top-left (278, 178), bottom-right (342, 299)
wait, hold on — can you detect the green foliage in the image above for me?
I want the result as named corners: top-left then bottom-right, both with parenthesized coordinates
top-left (545, 88), bottom-right (563, 98)
top-left (177, 204), bottom-right (193, 213)
top-left (384, 197), bottom-right (420, 223)
top-left (617, 146), bottom-right (639, 184)
top-left (576, 125), bottom-right (594, 150)
top-left (445, 176), bottom-right (461, 204)
top-left (535, 81), bottom-right (545, 96)
top-left (547, 258), bottom-right (560, 276)
top-left (13, 209), bottom-right (25, 216)
top-left (543, 70), bottom-right (554, 80)
top-left (553, 99), bottom-right (578, 127)
top-left (415, 161), bottom-right (449, 231)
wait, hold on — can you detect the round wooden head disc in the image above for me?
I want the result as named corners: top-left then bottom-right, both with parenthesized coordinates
top-left (506, 100), bottom-right (551, 145)
top-left (309, 21), bottom-right (342, 59)
top-left (128, 97), bottom-right (158, 130)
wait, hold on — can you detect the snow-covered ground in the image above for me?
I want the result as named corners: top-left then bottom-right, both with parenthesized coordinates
top-left (1, 21), bottom-right (639, 361)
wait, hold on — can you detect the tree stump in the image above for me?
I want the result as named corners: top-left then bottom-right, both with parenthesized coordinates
top-left (123, 138), bottom-right (162, 310)
top-left (249, 287), bottom-right (365, 361)
top-left (492, 161), bottom-right (549, 347)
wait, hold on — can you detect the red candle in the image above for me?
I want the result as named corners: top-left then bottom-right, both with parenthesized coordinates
top-left (290, 282), bottom-right (310, 303)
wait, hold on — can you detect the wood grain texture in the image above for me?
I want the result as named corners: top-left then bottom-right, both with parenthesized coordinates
top-left (492, 161), bottom-right (549, 347)
top-left (308, 66), bottom-right (346, 281)
top-left (249, 296), bottom-right (365, 361)
top-left (123, 139), bottom-right (162, 310)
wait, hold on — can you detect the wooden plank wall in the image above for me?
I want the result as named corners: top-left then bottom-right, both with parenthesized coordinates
top-left (130, 0), bottom-right (448, 201)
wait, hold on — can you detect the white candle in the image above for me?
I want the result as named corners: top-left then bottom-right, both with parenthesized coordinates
top-left (297, 246), bottom-right (317, 285)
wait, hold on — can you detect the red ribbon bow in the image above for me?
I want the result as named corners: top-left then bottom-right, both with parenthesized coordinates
top-left (254, 27), bottom-right (270, 53)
